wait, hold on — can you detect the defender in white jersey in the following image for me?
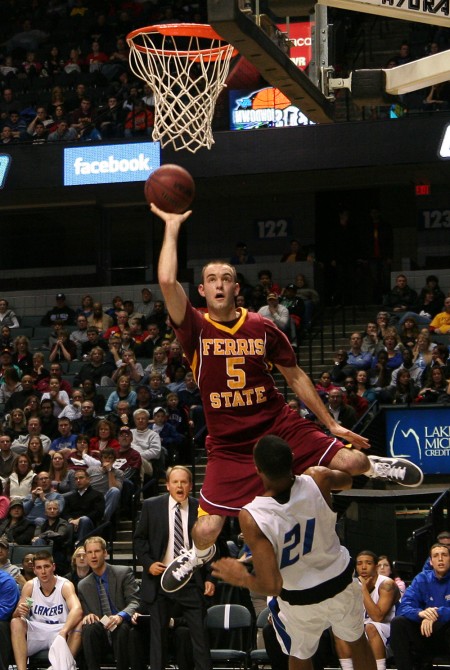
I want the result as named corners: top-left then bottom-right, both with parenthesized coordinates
top-left (212, 435), bottom-right (376, 670)
top-left (335, 550), bottom-right (399, 670)
top-left (10, 550), bottom-right (82, 670)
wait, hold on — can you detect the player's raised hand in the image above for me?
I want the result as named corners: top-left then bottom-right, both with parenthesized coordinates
top-left (150, 202), bottom-right (192, 226)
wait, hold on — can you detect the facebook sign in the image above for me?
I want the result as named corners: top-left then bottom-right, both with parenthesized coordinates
top-left (385, 406), bottom-right (450, 475)
top-left (64, 142), bottom-right (160, 186)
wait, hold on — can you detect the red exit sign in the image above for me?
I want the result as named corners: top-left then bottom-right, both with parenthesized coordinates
top-left (415, 184), bottom-right (430, 196)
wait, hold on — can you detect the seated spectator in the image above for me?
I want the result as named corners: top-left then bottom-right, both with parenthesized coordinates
top-left (390, 348), bottom-right (423, 388)
top-left (4, 110), bottom-right (27, 141)
top-left (26, 106), bottom-right (54, 138)
top-left (49, 452), bottom-right (76, 494)
top-left (75, 295), bottom-right (94, 320)
top-left (151, 406), bottom-right (183, 465)
top-left (81, 326), bottom-right (108, 359)
top-left (418, 274), bottom-right (446, 310)
top-left (328, 349), bottom-right (354, 385)
top-left (0, 432), bottom-right (20, 479)
top-left (12, 335), bottom-right (33, 375)
top-left (178, 372), bottom-right (205, 440)
top-left (369, 350), bottom-right (392, 390)
top-left (89, 419), bottom-right (119, 459)
top-left (314, 371), bottom-right (339, 403)
top-left (72, 400), bottom-right (99, 439)
top-left (327, 388), bottom-right (357, 429)
top-left (376, 311), bottom-right (392, 339)
top-left (41, 377), bottom-right (70, 417)
top-left (166, 392), bottom-right (190, 441)
top-left (23, 394), bottom-right (41, 421)
top-left (111, 350), bottom-right (144, 386)
top-left (131, 409), bottom-right (162, 475)
top-left (347, 332), bottom-right (373, 371)
top-left (0, 368), bottom-right (23, 407)
top-left (87, 302), bottom-right (113, 334)
top-left (0, 497), bottom-right (34, 544)
top-left (5, 374), bottom-right (36, 414)
top-left (41, 293), bottom-right (76, 326)
top-left (257, 269), bottom-right (281, 299)
top-left (0, 126), bottom-right (16, 145)
top-left (62, 470), bottom-right (105, 544)
top-left (12, 417), bottom-right (51, 455)
top-left (20, 553), bottom-right (35, 581)
top-left (58, 389), bottom-right (84, 422)
top-left (383, 369), bottom-right (419, 405)
top-left (342, 376), bottom-right (369, 418)
top-left (377, 554), bottom-right (406, 596)
top-left (70, 97), bottom-right (97, 134)
top-left (280, 239), bottom-right (305, 262)
top-left (70, 315), bottom-right (89, 358)
top-left (412, 332), bottom-right (434, 371)
top-left (0, 299), bottom-right (19, 328)
top-left (258, 293), bottom-right (290, 336)
top-left (229, 241), bottom-right (255, 265)
top-left (147, 372), bottom-right (169, 411)
top-left (68, 435), bottom-right (91, 471)
top-left (416, 366), bottom-right (448, 403)
top-left (0, 538), bottom-right (26, 591)
top-left (39, 399), bottom-right (59, 441)
top-left (107, 400), bottom-right (134, 432)
top-left (386, 274), bottom-right (418, 317)
top-left (81, 448), bottom-right (123, 521)
top-left (0, 325), bottom-right (13, 350)
top-left (65, 545), bottom-right (91, 589)
top-left (398, 316), bottom-right (420, 350)
top-left (294, 273), bottom-right (320, 328)
top-left (98, 96), bottom-right (125, 138)
top-left (423, 343), bottom-right (450, 381)
top-left (79, 379), bottom-right (105, 415)
top-left (113, 426), bottom-right (142, 492)
top-left (280, 283), bottom-right (305, 342)
top-left (167, 365), bottom-right (187, 394)
top-left (49, 329), bottom-right (77, 363)
top-left (49, 417), bottom-right (78, 455)
top-left (124, 99), bottom-right (153, 137)
top-left (355, 370), bottom-right (377, 403)
top-left (361, 321), bottom-right (384, 356)
top-left (398, 289), bottom-right (442, 328)
top-left (27, 436), bottom-right (51, 474)
top-left (336, 549), bottom-right (399, 670)
top-left (429, 296), bottom-right (450, 334)
top-left (143, 346), bottom-right (169, 382)
top-left (105, 375), bottom-right (137, 413)
top-left (382, 329), bottom-right (404, 370)
top-left (0, 348), bottom-right (21, 382)
top-left (32, 499), bottom-right (71, 573)
top-left (37, 361), bottom-right (73, 396)
top-left (30, 352), bottom-right (49, 385)
top-left (73, 347), bottom-right (115, 387)
top-left (103, 310), bottom-right (129, 340)
top-left (48, 119), bottom-right (78, 141)
top-left (390, 543), bottom-right (450, 670)
top-left (134, 385), bottom-right (152, 413)
top-left (23, 471), bottom-right (64, 526)
top-left (7, 455), bottom-right (34, 500)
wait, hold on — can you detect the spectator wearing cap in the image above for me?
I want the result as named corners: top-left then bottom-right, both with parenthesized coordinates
top-left (0, 498), bottom-right (34, 545)
top-left (151, 407), bottom-right (183, 465)
top-left (41, 293), bottom-right (76, 326)
top-left (131, 409), bottom-right (162, 476)
top-left (257, 293), bottom-right (290, 336)
top-left (0, 537), bottom-right (26, 591)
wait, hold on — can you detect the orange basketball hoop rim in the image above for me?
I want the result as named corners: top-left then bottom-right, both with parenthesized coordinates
top-left (126, 23), bottom-right (238, 62)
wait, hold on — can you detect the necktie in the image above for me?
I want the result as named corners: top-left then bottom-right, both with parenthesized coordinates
top-left (173, 502), bottom-right (184, 558)
top-left (98, 577), bottom-right (112, 616)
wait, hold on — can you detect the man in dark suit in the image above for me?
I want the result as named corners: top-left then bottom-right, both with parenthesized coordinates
top-left (78, 536), bottom-right (139, 670)
top-left (63, 470), bottom-right (105, 543)
top-left (134, 466), bottom-right (214, 670)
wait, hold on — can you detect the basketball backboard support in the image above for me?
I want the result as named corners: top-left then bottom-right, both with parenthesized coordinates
top-left (207, 0), bottom-right (334, 123)
top-left (208, 0), bottom-right (450, 116)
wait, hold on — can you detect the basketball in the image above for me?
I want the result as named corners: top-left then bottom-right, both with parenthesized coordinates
top-left (145, 164), bottom-right (195, 214)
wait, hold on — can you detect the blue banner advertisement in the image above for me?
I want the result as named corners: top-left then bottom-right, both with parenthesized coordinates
top-left (385, 406), bottom-right (450, 475)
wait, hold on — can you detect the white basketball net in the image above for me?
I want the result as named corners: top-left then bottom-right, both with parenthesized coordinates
top-left (127, 24), bottom-right (236, 153)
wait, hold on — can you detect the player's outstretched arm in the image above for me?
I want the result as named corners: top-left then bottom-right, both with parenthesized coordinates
top-left (277, 363), bottom-right (370, 451)
top-left (153, 202), bottom-right (191, 327)
top-left (211, 510), bottom-right (282, 596)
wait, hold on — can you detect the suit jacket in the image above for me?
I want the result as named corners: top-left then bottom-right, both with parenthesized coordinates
top-left (134, 493), bottom-right (202, 603)
top-left (62, 485), bottom-right (105, 525)
top-left (78, 563), bottom-right (139, 618)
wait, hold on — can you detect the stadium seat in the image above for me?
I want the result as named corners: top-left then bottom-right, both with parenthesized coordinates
top-left (206, 604), bottom-right (252, 669)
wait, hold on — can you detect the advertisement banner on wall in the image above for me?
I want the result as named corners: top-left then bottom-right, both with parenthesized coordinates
top-left (276, 21), bottom-right (313, 71)
top-left (385, 406), bottom-right (450, 475)
top-left (64, 142), bottom-right (160, 186)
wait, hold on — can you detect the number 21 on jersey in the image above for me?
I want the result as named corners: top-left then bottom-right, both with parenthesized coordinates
top-left (280, 519), bottom-right (316, 568)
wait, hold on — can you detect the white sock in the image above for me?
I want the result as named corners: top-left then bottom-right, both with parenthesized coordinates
top-left (376, 659), bottom-right (386, 670)
top-left (193, 543), bottom-right (214, 558)
top-left (339, 659), bottom-right (354, 669)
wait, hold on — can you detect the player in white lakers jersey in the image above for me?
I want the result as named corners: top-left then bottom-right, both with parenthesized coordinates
top-left (10, 550), bottom-right (82, 670)
top-left (212, 435), bottom-right (376, 670)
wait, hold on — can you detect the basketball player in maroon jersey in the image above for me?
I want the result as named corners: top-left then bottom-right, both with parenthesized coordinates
top-left (153, 203), bottom-right (423, 593)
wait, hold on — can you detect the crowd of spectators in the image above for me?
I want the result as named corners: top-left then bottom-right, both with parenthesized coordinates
top-left (0, 1), bottom-right (206, 145)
